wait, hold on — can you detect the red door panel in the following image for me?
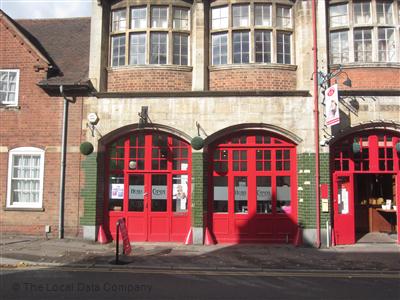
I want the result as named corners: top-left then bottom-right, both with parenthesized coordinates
top-left (333, 174), bottom-right (355, 245)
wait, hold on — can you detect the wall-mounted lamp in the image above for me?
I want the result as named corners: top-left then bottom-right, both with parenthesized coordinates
top-left (86, 112), bottom-right (102, 137)
top-left (138, 106), bottom-right (149, 128)
top-left (312, 65), bottom-right (352, 89)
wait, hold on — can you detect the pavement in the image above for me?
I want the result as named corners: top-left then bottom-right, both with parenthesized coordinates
top-left (1, 233), bottom-right (399, 272)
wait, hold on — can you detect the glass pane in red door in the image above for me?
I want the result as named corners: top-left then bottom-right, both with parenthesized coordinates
top-left (172, 174), bottom-right (188, 212)
top-left (128, 174), bottom-right (144, 211)
top-left (277, 176), bottom-right (291, 214)
top-left (256, 176), bottom-right (272, 214)
top-left (338, 176), bottom-right (350, 215)
top-left (151, 174), bottom-right (167, 212)
top-left (234, 176), bottom-right (248, 213)
top-left (213, 176), bottom-right (228, 212)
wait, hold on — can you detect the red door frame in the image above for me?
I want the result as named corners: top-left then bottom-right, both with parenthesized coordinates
top-left (331, 130), bottom-right (400, 245)
top-left (104, 131), bottom-right (191, 242)
top-left (208, 132), bottom-right (298, 243)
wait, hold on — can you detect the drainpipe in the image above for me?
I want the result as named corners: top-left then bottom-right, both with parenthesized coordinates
top-left (58, 86), bottom-right (75, 239)
top-left (312, 0), bottom-right (321, 248)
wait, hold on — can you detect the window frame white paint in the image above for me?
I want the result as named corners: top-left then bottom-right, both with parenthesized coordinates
top-left (6, 147), bottom-right (45, 209)
top-left (0, 69), bottom-right (20, 107)
top-left (330, 3), bottom-right (349, 28)
top-left (212, 6), bottom-right (229, 30)
top-left (330, 30), bottom-right (350, 64)
top-left (111, 9), bottom-right (127, 32)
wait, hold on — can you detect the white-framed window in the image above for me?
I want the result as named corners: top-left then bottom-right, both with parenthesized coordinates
top-left (131, 6), bottom-right (147, 29)
top-left (151, 6), bottom-right (168, 28)
top-left (276, 5), bottom-right (292, 28)
top-left (112, 9), bottom-right (126, 32)
top-left (255, 30), bottom-right (272, 63)
top-left (354, 28), bottom-right (372, 62)
top-left (354, 1), bottom-right (371, 24)
top-left (212, 32), bottom-right (228, 65)
top-left (330, 3), bottom-right (348, 27)
top-left (111, 35), bottom-right (126, 67)
top-left (130, 33), bottom-right (146, 65)
top-left (377, 1), bottom-right (393, 24)
top-left (233, 31), bottom-right (250, 63)
top-left (330, 31), bottom-right (349, 64)
top-left (378, 27), bottom-right (396, 61)
top-left (212, 6), bottom-right (228, 30)
top-left (6, 147), bottom-right (45, 209)
top-left (173, 7), bottom-right (189, 30)
top-left (173, 33), bottom-right (189, 65)
top-left (255, 4), bottom-right (272, 27)
top-left (150, 32), bottom-right (167, 64)
top-left (232, 4), bottom-right (250, 27)
top-left (277, 32), bottom-right (291, 64)
top-left (0, 69), bottom-right (19, 106)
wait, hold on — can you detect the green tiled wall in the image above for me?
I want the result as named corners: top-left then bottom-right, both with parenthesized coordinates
top-left (80, 153), bottom-right (99, 226)
top-left (297, 153), bottom-right (331, 229)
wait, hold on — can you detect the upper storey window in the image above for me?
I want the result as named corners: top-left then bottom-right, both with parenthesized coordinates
top-left (110, 4), bottom-right (190, 67)
top-left (112, 9), bottom-right (127, 31)
top-left (330, 3), bottom-right (348, 27)
top-left (329, 1), bottom-right (399, 65)
top-left (0, 69), bottom-right (20, 106)
top-left (211, 2), bottom-right (293, 66)
top-left (212, 6), bottom-right (229, 29)
top-left (354, 1), bottom-right (371, 24)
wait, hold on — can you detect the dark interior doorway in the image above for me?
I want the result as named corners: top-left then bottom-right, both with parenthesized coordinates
top-left (354, 174), bottom-right (397, 243)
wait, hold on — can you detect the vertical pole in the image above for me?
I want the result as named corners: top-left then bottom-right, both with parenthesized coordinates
top-left (59, 95), bottom-right (69, 239)
top-left (115, 221), bottom-right (120, 264)
top-left (312, 0), bottom-right (321, 248)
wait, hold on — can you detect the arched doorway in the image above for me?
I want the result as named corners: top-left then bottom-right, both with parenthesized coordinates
top-left (331, 129), bottom-right (400, 245)
top-left (208, 130), bottom-right (298, 243)
top-left (104, 130), bottom-right (191, 242)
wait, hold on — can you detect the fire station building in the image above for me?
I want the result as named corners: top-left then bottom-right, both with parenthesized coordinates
top-left (1, 0), bottom-right (399, 246)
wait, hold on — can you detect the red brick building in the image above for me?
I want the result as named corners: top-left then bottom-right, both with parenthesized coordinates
top-left (0, 10), bottom-right (91, 237)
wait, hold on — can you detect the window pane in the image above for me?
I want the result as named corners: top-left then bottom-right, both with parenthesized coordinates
top-left (257, 176), bottom-right (272, 214)
top-left (378, 28), bottom-right (395, 62)
top-left (151, 174), bottom-right (167, 212)
top-left (128, 174), bottom-right (144, 211)
top-left (277, 32), bottom-right (291, 64)
top-left (354, 1), bottom-right (371, 24)
top-left (255, 30), bottom-right (271, 63)
top-left (277, 176), bottom-right (291, 214)
top-left (330, 31), bottom-right (349, 64)
top-left (151, 6), bottom-right (168, 28)
top-left (354, 29), bottom-right (372, 62)
top-left (150, 32), bottom-right (167, 64)
top-left (213, 176), bottom-right (228, 212)
top-left (173, 33), bottom-right (189, 65)
top-left (276, 6), bottom-right (291, 28)
top-left (233, 31), bottom-right (250, 63)
top-left (232, 4), bottom-right (249, 27)
top-left (377, 1), bottom-right (393, 24)
top-left (212, 33), bottom-right (228, 65)
top-left (131, 7), bottom-right (147, 29)
top-left (255, 4), bottom-right (271, 26)
top-left (130, 33), bottom-right (146, 65)
top-left (111, 35), bottom-right (126, 67)
top-left (330, 4), bottom-right (348, 27)
top-left (112, 9), bottom-right (126, 31)
top-left (212, 6), bottom-right (228, 29)
top-left (173, 7), bottom-right (189, 30)
top-left (234, 177), bottom-right (248, 213)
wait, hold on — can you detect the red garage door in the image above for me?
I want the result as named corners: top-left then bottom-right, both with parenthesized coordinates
top-left (104, 131), bottom-right (191, 242)
top-left (208, 131), bottom-right (298, 243)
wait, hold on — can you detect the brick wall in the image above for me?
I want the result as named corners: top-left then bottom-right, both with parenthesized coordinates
top-left (0, 19), bottom-right (84, 237)
top-left (334, 67), bottom-right (400, 90)
top-left (107, 68), bottom-right (192, 92)
top-left (209, 67), bottom-right (297, 91)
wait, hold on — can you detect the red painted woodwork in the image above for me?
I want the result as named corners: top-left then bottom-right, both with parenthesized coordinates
top-left (104, 131), bottom-right (191, 242)
top-left (333, 174), bottom-right (355, 245)
top-left (332, 130), bottom-right (400, 245)
top-left (208, 132), bottom-right (298, 243)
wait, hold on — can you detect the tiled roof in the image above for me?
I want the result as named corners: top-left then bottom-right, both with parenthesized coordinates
top-left (17, 17), bottom-right (91, 86)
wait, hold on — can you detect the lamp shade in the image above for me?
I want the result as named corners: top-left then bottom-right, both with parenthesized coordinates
top-left (191, 136), bottom-right (204, 150)
top-left (352, 142), bottom-right (361, 154)
top-left (80, 142), bottom-right (94, 155)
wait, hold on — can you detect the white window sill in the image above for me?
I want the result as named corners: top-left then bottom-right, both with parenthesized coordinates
top-left (330, 62), bottom-right (400, 69)
top-left (107, 65), bottom-right (193, 72)
top-left (4, 207), bottom-right (44, 212)
top-left (209, 63), bottom-right (297, 71)
top-left (0, 105), bottom-right (20, 111)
